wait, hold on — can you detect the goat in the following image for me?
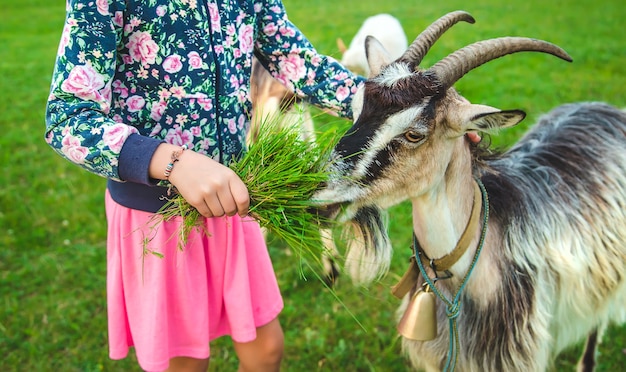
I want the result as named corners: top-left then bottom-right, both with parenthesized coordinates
top-left (248, 57), bottom-right (315, 144)
top-left (337, 13), bottom-right (408, 76)
top-left (314, 10), bottom-right (626, 372)
top-left (248, 57), bottom-right (341, 284)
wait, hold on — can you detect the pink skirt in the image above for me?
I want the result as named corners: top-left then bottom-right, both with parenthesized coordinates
top-left (104, 191), bottom-right (283, 371)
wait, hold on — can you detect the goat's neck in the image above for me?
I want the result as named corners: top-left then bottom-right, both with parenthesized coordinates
top-left (411, 141), bottom-right (478, 280)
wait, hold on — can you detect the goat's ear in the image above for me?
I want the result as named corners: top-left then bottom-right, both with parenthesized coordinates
top-left (457, 104), bottom-right (526, 133)
top-left (365, 35), bottom-right (392, 78)
top-left (337, 38), bottom-right (348, 54)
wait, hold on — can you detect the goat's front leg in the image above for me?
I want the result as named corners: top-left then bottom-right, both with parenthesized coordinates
top-left (576, 327), bottom-right (603, 372)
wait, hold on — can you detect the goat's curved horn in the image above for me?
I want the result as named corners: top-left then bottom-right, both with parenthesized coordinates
top-left (400, 10), bottom-right (476, 69)
top-left (429, 37), bottom-right (573, 89)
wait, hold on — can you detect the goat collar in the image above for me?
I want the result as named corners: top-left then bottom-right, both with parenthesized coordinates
top-left (391, 178), bottom-right (488, 300)
top-left (414, 178), bottom-right (489, 372)
top-left (417, 179), bottom-right (484, 273)
top-left (403, 179), bottom-right (489, 372)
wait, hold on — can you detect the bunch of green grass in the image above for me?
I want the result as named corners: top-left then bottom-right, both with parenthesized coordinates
top-left (146, 112), bottom-right (341, 274)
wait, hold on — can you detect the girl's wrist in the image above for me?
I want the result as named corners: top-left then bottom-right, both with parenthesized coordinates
top-left (149, 143), bottom-right (188, 181)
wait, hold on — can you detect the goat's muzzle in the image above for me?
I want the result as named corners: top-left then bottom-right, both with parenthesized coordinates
top-left (308, 202), bottom-right (347, 227)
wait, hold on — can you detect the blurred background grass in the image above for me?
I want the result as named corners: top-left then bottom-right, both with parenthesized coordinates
top-left (1, 0), bottom-right (624, 370)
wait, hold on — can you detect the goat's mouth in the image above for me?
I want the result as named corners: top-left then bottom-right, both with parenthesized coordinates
top-left (311, 179), bottom-right (365, 223)
top-left (309, 201), bottom-right (348, 226)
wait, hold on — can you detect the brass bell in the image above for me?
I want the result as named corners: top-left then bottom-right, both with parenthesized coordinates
top-left (397, 284), bottom-right (437, 341)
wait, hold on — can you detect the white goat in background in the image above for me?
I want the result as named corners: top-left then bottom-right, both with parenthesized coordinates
top-left (337, 13), bottom-right (408, 76)
top-left (314, 10), bottom-right (626, 372)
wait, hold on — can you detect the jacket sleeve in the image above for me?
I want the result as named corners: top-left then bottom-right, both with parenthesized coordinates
top-left (44, 0), bottom-right (162, 184)
top-left (252, 0), bottom-right (365, 119)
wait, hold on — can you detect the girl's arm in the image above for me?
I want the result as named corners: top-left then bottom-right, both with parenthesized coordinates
top-left (252, 0), bottom-right (366, 119)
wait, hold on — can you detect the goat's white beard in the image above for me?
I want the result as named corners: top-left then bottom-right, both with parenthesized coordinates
top-left (342, 207), bottom-right (393, 285)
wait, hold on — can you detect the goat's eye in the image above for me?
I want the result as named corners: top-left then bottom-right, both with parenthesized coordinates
top-left (404, 130), bottom-right (425, 143)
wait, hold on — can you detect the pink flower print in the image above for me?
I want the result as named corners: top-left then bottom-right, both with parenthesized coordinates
top-left (187, 51), bottom-right (203, 69)
top-left (126, 95), bottom-right (145, 112)
top-left (137, 66), bottom-right (149, 79)
top-left (149, 122), bottom-right (163, 137)
top-left (61, 135), bottom-right (89, 164)
top-left (226, 24), bottom-right (236, 36)
top-left (263, 23), bottom-right (278, 37)
top-left (197, 97), bottom-right (213, 111)
top-left (156, 5), bottom-right (167, 17)
top-left (175, 114), bottom-right (189, 125)
top-left (335, 71), bottom-right (350, 81)
top-left (112, 80), bottom-right (129, 98)
top-left (163, 54), bottom-right (183, 73)
top-left (223, 37), bottom-right (234, 49)
top-left (311, 54), bottom-right (322, 66)
top-left (238, 114), bottom-right (246, 130)
top-left (103, 123), bottom-right (135, 153)
top-left (58, 25), bottom-right (71, 55)
top-left (277, 55), bottom-right (306, 84)
top-left (61, 64), bottom-right (105, 101)
top-left (199, 138), bottom-right (212, 151)
top-left (99, 82), bottom-right (112, 113)
top-left (150, 101), bottom-right (167, 121)
top-left (158, 88), bottom-right (172, 100)
top-left (335, 86), bottom-right (349, 102)
top-left (96, 0), bottom-right (108, 15)
top-left (190, 126), bottom-right (201, 136)
top-left (170, 86), bottom-right (186, 99)
top-left (165, 127), bottom-right (193, 146)
top-left (62, 125), bottom-right (71, 136)
top-left (230, 74), bottom-right (240, 90)
top-left (126, 31), bottom-right (159, 66)
top-left (122, 54), bottom-right (133, 65)
top-left (208, 3), bottom-right (220, 30)
top-left (227, 118), bottom-right (237, 134)
top-left (279, 26), bottom-right (296, 38)
top-left (113, 11), bottom-right (123, 27)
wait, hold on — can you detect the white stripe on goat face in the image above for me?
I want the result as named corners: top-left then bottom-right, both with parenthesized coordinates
top-left (353, 105), bottom-right (428, 181)
top-left (324, 104), bottom-right (434, 219)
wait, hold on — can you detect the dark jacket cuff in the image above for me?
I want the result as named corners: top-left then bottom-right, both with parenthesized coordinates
top-left (118, 133), bottom-right (164, 185)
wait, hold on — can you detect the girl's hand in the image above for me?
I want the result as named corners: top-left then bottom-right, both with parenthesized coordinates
top-left (150, 144), bottom-right (250, 218)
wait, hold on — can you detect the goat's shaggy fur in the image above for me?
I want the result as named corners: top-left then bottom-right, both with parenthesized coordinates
top-left (401, 102), bottom-right (626, 371)
top-left (314, 11), bottom-right (626, 371)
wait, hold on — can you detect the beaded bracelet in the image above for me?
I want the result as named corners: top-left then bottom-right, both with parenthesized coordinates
top-left (164, 144), bottom-right (188, 180)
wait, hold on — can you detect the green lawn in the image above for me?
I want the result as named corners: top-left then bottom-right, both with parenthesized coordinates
top-left (1, 0), bottom-right (624, 371)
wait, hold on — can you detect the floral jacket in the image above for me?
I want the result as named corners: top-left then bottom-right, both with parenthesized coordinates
top-left (45, 0), bottom-right (363, 212)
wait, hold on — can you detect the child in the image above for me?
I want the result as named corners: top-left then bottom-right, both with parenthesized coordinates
top-left (45, 0), bottom-right (363, 371)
